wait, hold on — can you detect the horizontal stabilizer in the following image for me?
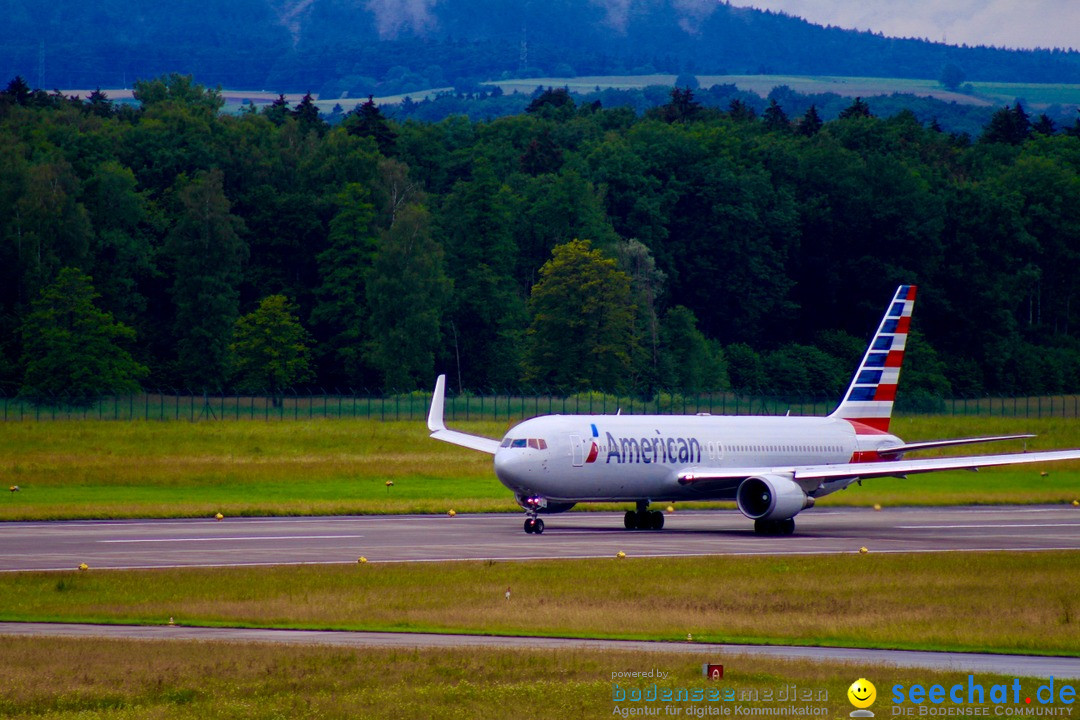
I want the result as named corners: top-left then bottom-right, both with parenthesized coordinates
top-left (876, 434), bottom-right (1035, 456)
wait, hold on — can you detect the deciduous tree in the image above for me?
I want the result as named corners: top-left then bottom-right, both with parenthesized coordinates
top-left (524, 239), bottom-right (635, 392)
top-left (230, 295), bottom-right (314, 402)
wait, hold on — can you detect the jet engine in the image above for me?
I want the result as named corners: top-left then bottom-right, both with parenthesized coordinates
top-left (736, 475), bottom-right (814, 521)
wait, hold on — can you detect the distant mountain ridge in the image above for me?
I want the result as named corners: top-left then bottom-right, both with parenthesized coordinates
top-left (3, 0), bottom-right (1079, 94)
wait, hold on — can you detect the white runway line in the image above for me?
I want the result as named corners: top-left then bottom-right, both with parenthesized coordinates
top-left (98, 534), bottom-right (365, 543)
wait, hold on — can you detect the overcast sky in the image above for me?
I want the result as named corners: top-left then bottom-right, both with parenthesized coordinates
top-left (730, 1), bottom-right (1080, 51)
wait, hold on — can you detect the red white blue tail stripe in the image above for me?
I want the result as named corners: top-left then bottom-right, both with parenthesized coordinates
top-left (830, 285), bottom-right (916, 432)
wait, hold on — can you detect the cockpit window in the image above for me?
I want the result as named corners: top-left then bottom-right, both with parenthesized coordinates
top-left (502, 438), bottom-right (548, 450)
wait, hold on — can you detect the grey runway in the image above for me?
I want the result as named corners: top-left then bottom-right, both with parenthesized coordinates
top-left (2, 622), bottom-right (1078, 679)
top-left (1, 505), bottom-right (1078, 572)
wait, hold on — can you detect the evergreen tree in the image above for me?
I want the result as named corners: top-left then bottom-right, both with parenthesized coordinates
top-left (981, 103), bottom-right (1031, 144)
top-left (292, 92), bottom-right (324, 132)
top-left (838, 97), bottom-right (872, 119)
top-left (230, 295), bottom-right (313, 402)
top-left (1032, 114), bottom-right (1056, 136)
top-left (310, 183), bottom-right (379, 385)
top-left (727, 99), bottom-right (757, 122)
top-left (658, 87), bottom-right (703, 123)
top-left (263, 94), bottom-right (290, 126)
top-left (20, 268), bottom-right (147, 404)
top-left (166, 169), bottom-right (247, 390)
top-left (438, 158), bottom-right (527, 389)
top-left (796, 104), bottom-right (823, 137)
top-left (365, 204), bottom-right (450, 390)
top-left (344, 96), bottom-right (397, 155)
top-left (762, 99), bottom-right (790, 132)
top-left (3, 76), bottom-right (31, 105)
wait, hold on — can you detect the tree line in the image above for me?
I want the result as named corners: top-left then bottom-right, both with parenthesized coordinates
top-left (3, 74), bottom-right (1080, 407)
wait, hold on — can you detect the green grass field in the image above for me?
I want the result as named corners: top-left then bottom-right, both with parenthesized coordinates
top-left (2, 416), bottom-right (1080, 520)
top-left (13, 636), bottom-right (1067, 720)
top-left (4, 551), bottom-right (1077, 655)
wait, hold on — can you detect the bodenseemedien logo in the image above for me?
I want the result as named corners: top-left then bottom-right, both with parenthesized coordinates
top-left (848, 678), bottom-right (877, 717)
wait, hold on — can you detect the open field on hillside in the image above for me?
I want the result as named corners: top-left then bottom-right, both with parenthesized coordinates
top-left (3, 551), bottom-right (1078, 655)
top-left (487, 74), bottom-right (1080, 108)
top-left (64, 74), bottom-right (1080, 114)
top-left (9, 636), bottom-right (1055, 720)
top-left (2, 417), bottom-right (1080, 520)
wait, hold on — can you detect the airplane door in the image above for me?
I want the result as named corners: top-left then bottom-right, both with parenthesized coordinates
top-left (569, 435), bottom-right (584, 467)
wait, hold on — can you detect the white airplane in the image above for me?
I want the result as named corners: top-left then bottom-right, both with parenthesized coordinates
top-left (427, 285), bottom-right (1080, 535)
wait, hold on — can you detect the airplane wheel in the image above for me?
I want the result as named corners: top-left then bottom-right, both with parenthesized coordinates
top-left (754, 518), bottom-right (796, 536)
top-left (534, 518), bottom-right (544, 534)
top-left (624, 511), bottom-right (638, 530)
top-left (650, 510), bottom-right (665, 530)
top-left (524, 518), bottom-right (535, 534)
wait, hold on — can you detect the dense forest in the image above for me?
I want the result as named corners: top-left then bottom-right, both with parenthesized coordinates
top-left (3, 74), bottom-right (1080, 406)
top-left (4, 0), bottom-right (1080, 95)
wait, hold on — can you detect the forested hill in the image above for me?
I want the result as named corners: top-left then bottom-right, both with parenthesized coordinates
top-left (3, 77), bottom-right (1080, 405)
top-left (4, 0), bottom-right (1080, 96)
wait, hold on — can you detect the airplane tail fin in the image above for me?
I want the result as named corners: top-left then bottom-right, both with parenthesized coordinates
top-left (829, 285), bottom-right (917, 433)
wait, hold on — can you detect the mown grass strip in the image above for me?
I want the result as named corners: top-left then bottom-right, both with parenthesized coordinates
top-left (8, 635), bottom-right (1060, 720)
top-left (3, 551), bottom-right (1077, 656)
top-left (3, 417), bottom-right (1080, 521)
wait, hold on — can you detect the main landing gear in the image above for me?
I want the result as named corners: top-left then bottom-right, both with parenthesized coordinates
top-left (754, 517), bottom-right (795, 536)
top-left (624, 500), bottom-right (664, 531)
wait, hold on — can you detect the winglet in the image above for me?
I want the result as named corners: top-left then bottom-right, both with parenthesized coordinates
top-left (426, 374), bottom-right (501, 455)
top-left (427, 374), bottom-right (447, 432)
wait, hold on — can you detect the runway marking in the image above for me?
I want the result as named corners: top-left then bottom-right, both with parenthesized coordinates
top-left (897, 523), bottom-right (1078, 529)
top-left (98, 534), bottom-right (365, 543)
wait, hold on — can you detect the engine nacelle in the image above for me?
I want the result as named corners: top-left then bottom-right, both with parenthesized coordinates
top-left (736, 475), bottom-right (814, 521)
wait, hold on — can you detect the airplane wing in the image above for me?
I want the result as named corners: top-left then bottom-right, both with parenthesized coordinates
top-left (427, 375), bottom-right (501, 455)
top-left (678, 449), bottom-right (1080, 488)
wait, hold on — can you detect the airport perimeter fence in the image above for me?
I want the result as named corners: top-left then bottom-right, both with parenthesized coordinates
top-left (4, 389), bottom-right (1080, 422)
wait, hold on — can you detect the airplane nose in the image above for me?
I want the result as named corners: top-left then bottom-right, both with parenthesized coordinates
top-left (494, 450), bottom-right (533, 489)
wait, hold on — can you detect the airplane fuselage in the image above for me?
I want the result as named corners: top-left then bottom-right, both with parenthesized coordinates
top-left (494, 414), bottom-right (900, 505)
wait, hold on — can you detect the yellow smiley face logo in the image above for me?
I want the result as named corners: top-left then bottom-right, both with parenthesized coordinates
top-left (847, 678), bottom-right (877, 709)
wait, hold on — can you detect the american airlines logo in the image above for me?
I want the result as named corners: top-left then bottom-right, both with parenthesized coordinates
top-left (600, 431), bottom-right (703, 465)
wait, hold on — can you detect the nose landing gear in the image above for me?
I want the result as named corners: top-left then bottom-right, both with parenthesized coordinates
top-left (521, 495), bottom-right (545, 535)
